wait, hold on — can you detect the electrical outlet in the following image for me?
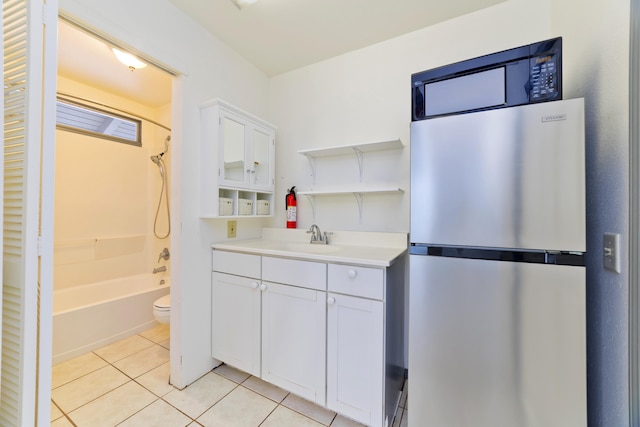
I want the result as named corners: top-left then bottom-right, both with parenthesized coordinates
top-left (227, 220), bottom-right (237, 238)
top-left (603, 232), bottom-right (620, 273)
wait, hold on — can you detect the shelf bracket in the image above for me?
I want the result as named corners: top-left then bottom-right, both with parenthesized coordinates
top-left (353, 192), bottom-right (364, 224)
top-left (303, 154), bottom-right (317, 185)
top-left (302, 194), bottom-right (317, 223)
top-left (352, 147), bottom-right (364, 182)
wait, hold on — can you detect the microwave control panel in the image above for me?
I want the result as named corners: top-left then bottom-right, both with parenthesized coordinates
top-left (529, 54), bottom-right (559, 102)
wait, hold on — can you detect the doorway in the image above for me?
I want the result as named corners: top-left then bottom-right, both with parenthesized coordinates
top-left (53, 17), bottom-right (175, 372)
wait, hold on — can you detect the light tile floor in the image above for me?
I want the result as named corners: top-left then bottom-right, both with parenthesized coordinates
top-left (51, 324), bottom-right (409, 427)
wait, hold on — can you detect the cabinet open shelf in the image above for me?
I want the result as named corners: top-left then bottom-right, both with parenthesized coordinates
top-left (200, 187), bottom-right (273, 218)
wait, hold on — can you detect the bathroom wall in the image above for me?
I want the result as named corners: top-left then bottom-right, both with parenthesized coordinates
top-left (54, 76), bottom-right (171, 290)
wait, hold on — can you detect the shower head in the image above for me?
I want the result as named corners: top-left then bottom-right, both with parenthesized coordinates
top-left (151, 135), bottom-right (171, 165)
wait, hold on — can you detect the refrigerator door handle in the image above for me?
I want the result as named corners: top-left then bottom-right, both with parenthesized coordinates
top-left (410, 244), bottom-right (585, 266)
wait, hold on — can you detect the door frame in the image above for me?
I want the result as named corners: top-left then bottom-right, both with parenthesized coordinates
top-left (630, 0), bottom-right (640, 424)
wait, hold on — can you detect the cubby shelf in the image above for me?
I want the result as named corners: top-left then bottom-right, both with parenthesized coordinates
top-left (199, 98), bottom-right (276, 218)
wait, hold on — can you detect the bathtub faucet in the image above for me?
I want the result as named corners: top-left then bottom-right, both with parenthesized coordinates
top-left (153, 266), bottom-right (167, 274)
top-left (158, 247), bottom-right (170, 262)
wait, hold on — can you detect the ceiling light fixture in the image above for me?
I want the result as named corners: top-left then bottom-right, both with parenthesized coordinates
top-left (230, 0), bottom-right (258, 10)
top-left (112, 48), bottom-right (147, 71)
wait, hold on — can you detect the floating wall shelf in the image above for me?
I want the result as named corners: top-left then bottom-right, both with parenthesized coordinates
top-left (299, 139), bottom-right (403, 184)
top-left (298, 139), bottom-right (404, 223)
top-left (298, 187), bottom-right (404, 224)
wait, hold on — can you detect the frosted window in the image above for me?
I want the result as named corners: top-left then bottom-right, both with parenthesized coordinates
top-left (56, 100), bottom-right (141, 146)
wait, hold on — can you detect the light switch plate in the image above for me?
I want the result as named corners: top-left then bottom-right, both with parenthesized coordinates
top-left (603, 232), bottom-right (621, 273)
top-left (227, 220), bottom-right (237, 238)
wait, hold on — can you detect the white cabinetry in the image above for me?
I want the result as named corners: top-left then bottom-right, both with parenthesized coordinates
top-left (211, 248), bottom-right (406, 427)
top-left (261, 256), bottom-right (327, 405)
top-left (297, 139), bottom-right (404, 222)
top-left (261, 281), bottom-right (326, 404)
top-left (211, 272), bottom-right (261, 376)
top-left (327, 264), bottom-right (394, 427)
top-left (200, 98), bottom-right (276, 217)
top-left (211, 252), bottom-right (261, 376)
top-left (327, 292), bottom-right (383, 425)
top-left (211, 251), bottom-right (327, 405)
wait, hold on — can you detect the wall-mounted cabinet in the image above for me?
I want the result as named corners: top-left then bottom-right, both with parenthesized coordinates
top-left (298, 139), bottom-right (404, 222)
top-left (200, 99), bottom-right (276, 218)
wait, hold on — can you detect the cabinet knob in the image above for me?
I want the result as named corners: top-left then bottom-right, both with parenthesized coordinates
top-left (348, 269), bottom-right (358, 278)
top-left (327, 297), bottom-right (336, 305)
top-left (251, 281), bottom-right (259, 289)
top-left (259, 283), bottom-right (268, 291)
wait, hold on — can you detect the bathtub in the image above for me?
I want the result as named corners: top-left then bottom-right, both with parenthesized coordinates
top-left (52, 274), bottom-right (170, 365)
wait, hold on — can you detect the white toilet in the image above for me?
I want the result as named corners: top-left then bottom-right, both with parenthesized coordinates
top-left (153, 294), bottom-right (171, 324)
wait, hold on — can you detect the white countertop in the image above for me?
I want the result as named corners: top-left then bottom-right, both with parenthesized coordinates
top-left (212, 228), bottom-right (408, 267)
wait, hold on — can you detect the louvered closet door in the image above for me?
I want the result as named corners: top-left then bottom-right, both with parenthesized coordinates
top-left (3, 0), bottom-right (57, 425)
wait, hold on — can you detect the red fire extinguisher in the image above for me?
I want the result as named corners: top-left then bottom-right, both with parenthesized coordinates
top-left (286, 186), bottom-right (297, 228)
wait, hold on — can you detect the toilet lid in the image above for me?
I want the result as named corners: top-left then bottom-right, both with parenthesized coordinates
top-left (154, 295), bottom-right (170, 310)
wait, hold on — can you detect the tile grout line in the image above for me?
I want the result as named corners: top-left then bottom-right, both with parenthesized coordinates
top-left (113, 397), bottom-right (160, 426)
top-left (158, 373), bottom-right (241, 423)
top-left (53, 330), bottom-right (172, 426)
top-left (54, 325), bottom-right (404, 426)
top-left (256, 402), bottom-right (279, 427)
top-left (51, 355), bottom-right (109, 390)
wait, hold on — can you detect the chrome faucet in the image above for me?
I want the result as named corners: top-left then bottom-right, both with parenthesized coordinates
top-left (158, 247), bottom-right (170, 262)
top-left (307, 224), bottom-right (330, 244)
top-left (307, 224), bottom-right (322, 243)
top-left (153, 266), bottom-right (167, 274)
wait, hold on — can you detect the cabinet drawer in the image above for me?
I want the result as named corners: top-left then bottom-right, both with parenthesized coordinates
top-left (328, 264), bottom-right (384, 300)
top-left (262, 257), bottom-right (326, 290)
top-left (212, 250), bottom-right (261, 278)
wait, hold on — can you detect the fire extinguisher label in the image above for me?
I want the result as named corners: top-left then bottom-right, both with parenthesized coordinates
top-left (287, 207), bottom-right (297, 221)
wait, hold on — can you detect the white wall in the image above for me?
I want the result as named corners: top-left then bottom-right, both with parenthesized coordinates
top-left (269, 0), bottom-right (631, 423)
top-left (59, 0), bottom-right (272, 387)
top-left (269, 0), bottom-right (551, 233)
top-left (551, 0), bottom-right (631, 424)
top-left (54, 76), bottom-right (171, 290)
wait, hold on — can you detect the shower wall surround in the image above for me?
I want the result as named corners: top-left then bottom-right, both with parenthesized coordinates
top-left (54, 76), bottom-right (171, 291)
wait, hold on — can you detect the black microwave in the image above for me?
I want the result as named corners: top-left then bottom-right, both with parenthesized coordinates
top-left (411, 37), bottom-right (562, 121)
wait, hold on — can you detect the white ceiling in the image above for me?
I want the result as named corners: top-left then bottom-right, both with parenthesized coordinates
top-left (57, 20), bottom-right (173, 108)
top-left (169, 0), bottom-right (506, 77)
top-left (57, 0), bottom-right (506, 107)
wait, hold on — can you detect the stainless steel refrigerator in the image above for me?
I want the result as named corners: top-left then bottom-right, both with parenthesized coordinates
top-left (408, 98), bottom-right (587, 426)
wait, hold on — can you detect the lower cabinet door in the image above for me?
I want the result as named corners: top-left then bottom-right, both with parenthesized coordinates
top-left (261, 282), bottom-right (326, 405)
top-left (327, 292), bottom-right (384, 427)
top-left (211, 272), bottom-right (261, 377)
